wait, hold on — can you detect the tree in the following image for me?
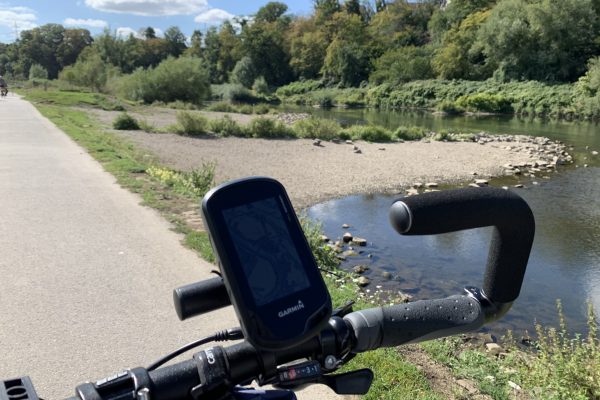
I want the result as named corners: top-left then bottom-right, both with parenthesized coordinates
top-left (231, 56), bottom-right (257, 88)
top-left (314, 0), bottom-right (341, 23)
top-left (370, 46), bottom-right (435, 84)
top-left (143, 27), bottom-right (156, 39)
top-left (203, 27), bottom-right (221, 83)
top-left (29, 64), bottom-right (48, 80)
top-left (344, 0), bottom-right (361, 15)
top-left (288, 17), bottom-right (328, 79)
top-left (255, 2), bottom-right (288, 23)
top-left (187, 30), bottom-right (203, 58)
top-left (478, 0), bottom-right (598, 82)
top-left (217, 21), bottom-right (242, 82)
top-left (164, 26), bottom-right (187, 57)
top-left (18, 24), bottom-right (66, 79)
top-left (57, 29), bottom-right (93, 69)
top-left (59, 53), bottom-right (120, 91)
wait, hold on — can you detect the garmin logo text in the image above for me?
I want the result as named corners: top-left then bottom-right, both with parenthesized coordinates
top-left (278, 300), bottom-right (305, 318)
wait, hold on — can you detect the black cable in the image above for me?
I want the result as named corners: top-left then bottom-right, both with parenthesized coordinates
top-left (147, 328), bottom-right (244, 371)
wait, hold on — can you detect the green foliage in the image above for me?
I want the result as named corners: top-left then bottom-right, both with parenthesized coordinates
top-left (299, 216), bottom-right (340, 272)
top-left (208, 115), bottom-right (246, 137)
top-left (174, 111), bottom-right (208, 136)
top-left (22, 88), bottom-right (125, 111)
top-left (114, 57), bottom-right (210, 104)
top-left (212, 83), bottom-right (259, 103)
top-left (253, 104), bottom-right (271, 114)
top-left (435, 100), bottom-right (464, 114)
top-left (276, 80), bottom-right (324, 96)
top-left (370, 46), bottom-right (435, 84)
top-left (147, 162), bottom-right (215, 198)
top-left (207, 101), bottom-right (236, 112)
top-left (231, 56), bottom-right (257, 88)
top-left (455, 93), bottom-right (513, 113)
top-left (394, 126), bottom-right (428, 141)
top-left (255, 2), bottom-right (289, 23)
top-left (59, 53), bottom-right (120, 92)
top-left (113, 113), bottom-right (140, 130)
top-left (343, 125), bottom-right (393, 142)
top-left (29, 64), bottom-right (48, 80)
top-left (246, 117), bottom-right (293, 138)
top-left (292, 117), bottom-right (342, 140)
top-left (252, 76), bottom-right (270, 95)
top-left (237, 104), bottom-right (254, 114)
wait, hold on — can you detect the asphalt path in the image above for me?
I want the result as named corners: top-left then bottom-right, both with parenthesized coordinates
top-left (0, 95), bottom-right (340, 399)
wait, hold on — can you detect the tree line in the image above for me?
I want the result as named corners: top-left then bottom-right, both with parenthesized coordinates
top-left (3, 0), bottom-right (600, 91)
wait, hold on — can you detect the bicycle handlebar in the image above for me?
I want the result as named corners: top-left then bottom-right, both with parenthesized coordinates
top-left (390, 187), bottom-right (535, 305)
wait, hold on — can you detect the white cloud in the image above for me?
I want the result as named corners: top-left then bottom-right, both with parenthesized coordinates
top-left (64, 18), bottom-right (108, 28)
top-left (85, 0), bottom-right (208, 16)
top-left (116, 26), bottom-right (141, 38)
top-left (116, 26), bottom-right (162, 39)
top-left (0, 5), bottom-right (37, 35)
top-left (194, 8), bottom-right (235, 25)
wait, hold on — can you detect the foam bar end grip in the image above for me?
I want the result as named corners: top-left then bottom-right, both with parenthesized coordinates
top-left (389, 187), bottom-right (535, 304)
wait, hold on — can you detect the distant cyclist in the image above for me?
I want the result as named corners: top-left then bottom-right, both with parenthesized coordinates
top-left (0, 75), bottom-right (8, 97)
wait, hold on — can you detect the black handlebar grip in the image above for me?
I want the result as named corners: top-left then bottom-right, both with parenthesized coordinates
top-left (173, 277), bottom-right (231, 320)
top-left (345, 296), bottom-right (485, 352)
top-left (389, 187), bottom-right (535, 304)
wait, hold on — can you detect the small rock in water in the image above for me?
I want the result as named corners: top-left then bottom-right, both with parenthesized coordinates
top-left (342, 249), bottom-right (358, 257)
top-left (502, 186), bottom-right (509, 190)
top-left (514, 184), bottom-right (524, 188)
top-left (357, 276), bottom-right (370, 287)
top-left (532, 181), bottom-right (539, 185)
top-left (592, 151), bottom-right (599, 155)
top-left (342, 232), bottom-right (353, 243)
top-left (468, 183), bottom-right (481, 188)
top-left (351, 237), bottom-right (367, 246)
top-left (584, 164), bottom-right (589, 168)
top-left (425, 182), bottom-right (438, 188)
top-left (342, 223), bottom-right (350, 229)
top-left (320, 235), bottom-right (330, 243)
top-left (382, 271), bottom-right (392, 280)
top-left (475, 179), bottom-right (489, 185)
top-left (353, 265), bottom-right (369, 274)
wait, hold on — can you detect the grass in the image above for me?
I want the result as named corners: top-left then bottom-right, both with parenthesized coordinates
top-left (22, 88), bottom-right (125, 111)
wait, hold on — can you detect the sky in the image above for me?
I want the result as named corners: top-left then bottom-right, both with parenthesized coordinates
top-left (0, 0), bottom-right (316, 43)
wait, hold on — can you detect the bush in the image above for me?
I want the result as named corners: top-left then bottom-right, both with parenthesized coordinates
top-left (208, 116), bottom-right (246, 137)
top-left (293, 117), bottom-right (342, 140)
top-left (238, 104), bottom-right (254, 114)
top-left (455, 93), bottom-right (513, 113)
top-left (29, 64), bottom-right (48, 80)
top-left (252, 76), bottom-right (270, 95)
top-left (114, 57), bottom-right (210, 104)
top-left (394, 126), bottom-right (428, 141)
top-left (113, 113), bottom-right (140, 130)
top-left (59, 54), bottom-right (120, 92)
top-left (207, 101), bottom-right (236, 112)
top-left (343, 125), bottom-right (393, 142)
top-left (247, 117), bottom-right (294, 138)
top-left (147, 162), bottom-right (215, 198)
top-left (175, 111), bottom-right (208, 136)
top-left (436, 100), bottom-right (464, 114)
top-left (253, 104), bottom-right (271, 115)
top-left (231, 56), bottom-right (257, 88)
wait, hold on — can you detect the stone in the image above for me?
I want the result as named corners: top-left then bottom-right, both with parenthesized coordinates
top-left (425, 182), bottom-right (438, 188)
top-left (508, 381), bottom-right (522, 391)
top-left (353, 265), bottom-right (369, 274)
top-left (354, 149), bottom-right (362, 154)
top-left (320, 235), bottom-right (330, 243)
top-left (351, 237), bottom-right (367, 246)
top-left (502, 186), bottom-right (509, 190)
top-left (514, 184), bottom-right (524, 188)
top-left (592, 151), bottom-right (599, 155)
top-left (469, 183), bottom-right (481, 188)
top-left (345, 140), bottom-right (353, 145)
top-left (357, 276), bottom-right (370, 287)
top-left (378, 147), bottom-right (386, 151)
top-left (406, 188), bottom-right (419, 196)
top-left (485, 342), bottom-right (503, 356)
top-left (342, 224), bottom-right (350, 229)
top-left (313, 139), bottom-right (322, 146)
top-left (413, 182), bottom-right (424, 189)
top-left (456, 379), bottom-right (478, 394)
top-left (382, 271), bottom-right (392, 279)
top-left (475, 179), bottom-right (489, 185)
top-left (342, 232), bottom-right (353, 243)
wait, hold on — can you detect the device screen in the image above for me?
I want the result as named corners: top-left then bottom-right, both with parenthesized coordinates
top-left (222, 196), bottom-right (311, 306)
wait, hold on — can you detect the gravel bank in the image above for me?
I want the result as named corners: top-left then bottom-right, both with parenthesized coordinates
top-left (115, 131), bottom-right (561, 210)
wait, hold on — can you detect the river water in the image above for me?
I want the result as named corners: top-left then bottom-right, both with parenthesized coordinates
top-left (293, 106), bottom-right (600, 337)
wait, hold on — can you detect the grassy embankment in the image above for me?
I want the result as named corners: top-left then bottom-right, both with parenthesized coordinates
top-left (276, 79), bottom-right (600, 121)
top-left (20, 87), bottom-right (600, 400)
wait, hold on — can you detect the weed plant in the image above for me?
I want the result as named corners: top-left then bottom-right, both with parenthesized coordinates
top-left (113, 113), bottom-right (140, 130)
top-left (174, 111), bottom-right (208, 136)
top-left (208, 116), bottom-right (246, 137)
top-left (343, 125), bottom-right (394, 142)
top-left (246, 117), bottom-right (293, 138)
top-left (146, 162), bottom-right (215, 198)
top-left (293, 117), bottom-right (342, 140)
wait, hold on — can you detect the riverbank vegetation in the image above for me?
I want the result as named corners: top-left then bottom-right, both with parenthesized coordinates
top-left (5, 0), bottom-right (600, 119)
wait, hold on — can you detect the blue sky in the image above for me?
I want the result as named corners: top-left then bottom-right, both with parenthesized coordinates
top-left (0, 0), bottom-right (315, 43)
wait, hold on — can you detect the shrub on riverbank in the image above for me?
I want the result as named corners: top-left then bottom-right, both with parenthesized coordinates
top-left (344, 125), bottom-right (394, 142)
top-left (208, 116), bottom-right (246, 137)
top-left (113, 113), bottom-right (140, 130)
top-left (246, 117), bottom-right (293, 138)
top-left (394, 126), bottom-right (428, 141)
top-left (147, 163), bottom-right (215, 198)
top-left (174, 111), bottom-right (208, 136)
top-left (293, 117), bottom-right (342, 140)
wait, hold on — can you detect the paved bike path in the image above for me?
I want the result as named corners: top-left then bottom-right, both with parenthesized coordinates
top-left (0, 96), bottom-right (339, 399)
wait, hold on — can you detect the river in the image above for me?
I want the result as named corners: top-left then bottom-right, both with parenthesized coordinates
top-left (290, 106), bottom-right (600, 337)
